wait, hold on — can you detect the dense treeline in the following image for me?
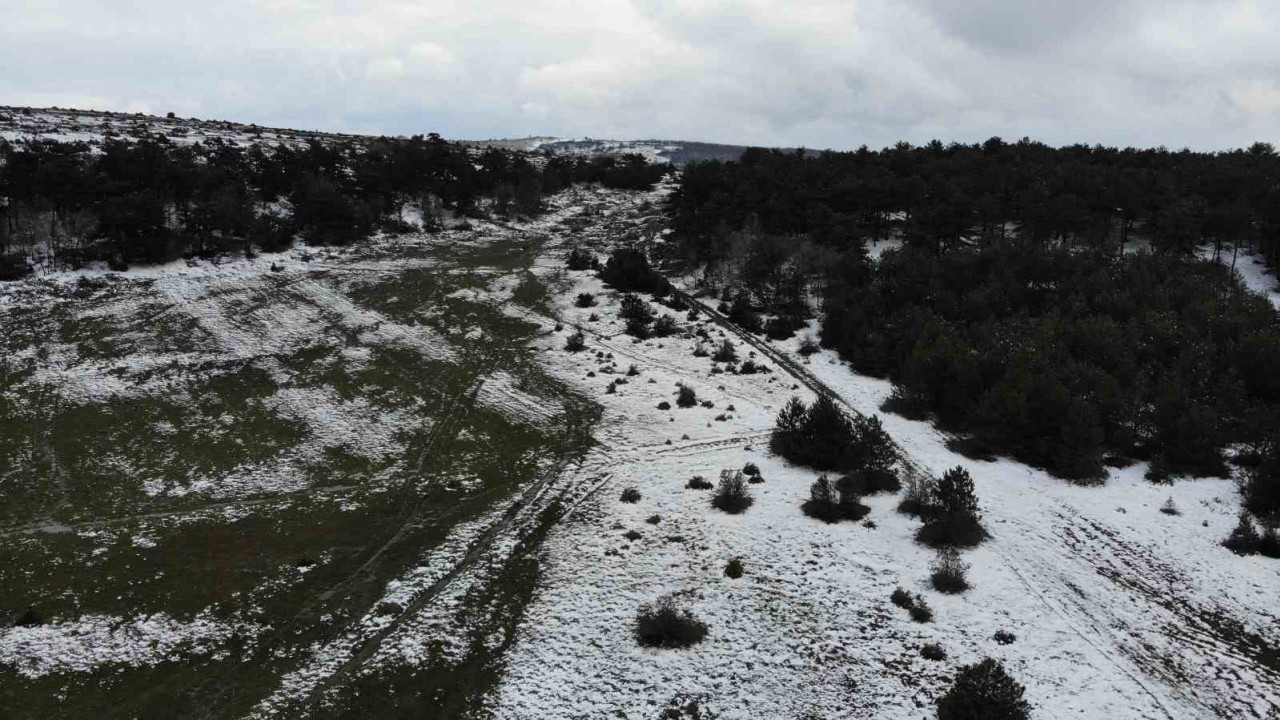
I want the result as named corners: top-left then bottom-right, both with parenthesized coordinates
top-left (670, 138), bottom-right (1280, 263)
top-left (670, 139), bottom-right (1280, 523)
top-left (0, 134), bottom-right (668, 274)
top-left (824, 244), bottom-right (1280, 482)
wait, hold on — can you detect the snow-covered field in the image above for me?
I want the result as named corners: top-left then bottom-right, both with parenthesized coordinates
top-left (1, 160), bottom-right (1277, 718)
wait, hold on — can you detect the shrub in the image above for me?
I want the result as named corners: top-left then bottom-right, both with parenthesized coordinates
top-left (658, 401), bottom-right (672, 410)
top-left (909, 598), bottom-right (934, 623)
top-left (747, 474), bottom-right (765, 484)
top-left (890, 587), bottom-right (914, 609)
top-left (575, 292), bottom-right (596, 308)
top-left (627, 364), bottom-right (640, 376)
top-left (724, 557), bottom-right (744, 579)
top-left (564, 330), bottom-right (586, 352)
top-left (798, 335), bottom-right (820, 356)
top-left (921, 643), bottom-right (948, 661)
top-left (686, 475), bottom-right (713, 490)
top-left (993, 630), bottom-right (1017, 645)
top-left (1224, 511), bottom-right (1260, 555)
top-left (566, 247), bottom-right (594, 270)
top-left (600, 248), bottom-right (668, 294)
top-left (935, 658), bottom-right (1030, 720)
top-left (692, 342), bottom-right (710, 357)
top-left (930, 547), bottom-right (971, 594)
top-left (899, 474), bottom-right (938, 517)
top-left (676, 385), bottom-right (698, 409)
top-left (620, 487), bottom-right (642, 503)
top-left (712, 339), bottom-right (738, 363)
top-left (742, 463), bottom-right (760, 477)
top-left (623, 529), bottom-right (642, 541)
top-left (620, 292), bottom-right (654, 321)
top-left (919, 467), bottom-right (987, 547)
top-left (711, 469), bottom-right (754, 514)
top-left (1258, 526), bottom-right (1280, 558)
top-left (764, 315), bottom-right (804, 340)
top-left (701, 400), bottom-right (715, 409)
top-left (626, 316), bottom-right (652, 339)
top-left (738, 359), bottom-right (761, 374)
top-left (839, 466), bottom-right (901, 496)
top-left (1160, 497), bottom-right (1180, 516)
top-left (646, 514), bottom-right (662, 525)
top-left (802, 475), bottom-right (843, 523)
top-left (15, 607), bottom-right (44, 628)
top-left (635, 595), bottom-right (709, 648)
top-left (652, 315), bottom-right (679, 337)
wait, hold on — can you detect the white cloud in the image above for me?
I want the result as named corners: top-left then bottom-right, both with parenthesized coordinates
top-left (0, 0), bottom-right (1276, 149)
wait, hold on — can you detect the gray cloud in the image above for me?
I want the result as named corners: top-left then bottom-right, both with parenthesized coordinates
top-left (1, 0), bottom-right (1276, 149)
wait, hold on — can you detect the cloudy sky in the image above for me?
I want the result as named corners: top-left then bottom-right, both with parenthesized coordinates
top-left (3, 0), bottom-right (1278, 150)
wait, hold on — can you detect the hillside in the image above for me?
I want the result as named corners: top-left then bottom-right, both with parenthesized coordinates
top-left (0, 110), bottom-right (1277, 719)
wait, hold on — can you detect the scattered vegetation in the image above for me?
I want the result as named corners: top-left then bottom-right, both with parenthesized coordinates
top-left (921, 643), bottom-right (948, 661)
top-left (620, 487), bottom-right (642, 504)
top-left (686, 475), bottom-right (713, 490)
top-left (890, 587), bottom-right (933, 623)
top-left (770, 395), bottom-right (897, 476)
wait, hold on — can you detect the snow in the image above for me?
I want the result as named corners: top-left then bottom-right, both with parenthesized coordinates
top-left (489, 228), bottom-right (1280, 718)
top-left (1201, 244), bottom-right (1280, 309)
top-left (0, 612), bottom-right (259, 679)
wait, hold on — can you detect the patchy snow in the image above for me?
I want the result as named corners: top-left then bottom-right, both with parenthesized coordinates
top-left (1201, 244), bottom-right (1280, 309)
top-left (0, 612), bottom-right (259, 679)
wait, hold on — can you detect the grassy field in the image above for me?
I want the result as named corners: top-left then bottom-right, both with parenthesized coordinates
top-left (0, 216), bottom-right (600, 718)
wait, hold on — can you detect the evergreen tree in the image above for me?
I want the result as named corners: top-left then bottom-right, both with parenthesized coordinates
top-left (936, 658), bottom-right (1030, 720)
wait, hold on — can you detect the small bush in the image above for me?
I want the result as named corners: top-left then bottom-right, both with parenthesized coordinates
top-left (890, 587), bottom-right (913, 608)
top-left (712, 340), bottom-right (738, 363)
top-left (658, 401), bottom-right (672, 410)
top-left (802, 475), bottom-right (843, 523)
top-left (747, 474), bottom-right (765, 484)
top-left (676, 385), bottom-right (698, 409)
top-left (738, 359), bottom-right (760, 374)
top-left (935, 658), bottom-right (1030, 720)
top-left (993, 630), bottom-right (1017, 645)
top-left (627, 364), bottom-right (640, 376)
top-left (600, 248), bottom-right (668, 294)
top-left (652, 315), bottom-right (679, 337)
top-left (1224, 511), bottom-right (1260, 555)
top-left (575, 292), bottom-right (596, 308)
top-left (839, 467), bottom-right (901, 496)
top-left (921, 643), bottom-right (948, 661)
top-left (742, 463), bottom-right (760, 477)
top-left (686, 475), bottom-right (713, 490)
top-left (620, 487), bottom-right (642, 503)
top-left (1258, 526), bottom-right (1280, 558)
top-left (635, 595), bottom-right (708, 649)
top-left (646, 514), bottom-right (662, 525)
top-left (724, 557), bottom-right (744, 579)
top-left (917, 513), bottom-right (988, 548)
top-left (711, 469), bottom-right (754, 514)
top-left (798, 335), bottom-right (820, 357)
top-left (15, 607), bottom-right (44, 628)
top-left (701, 400), bottom-right (715, 409)
top-left (1159, 497), bottom-right (1180, 515)
top-left (930, 547), bottom-right (971, 594)
top-left (909, 599), bottom-right (934, 623)
top-left (566, 247), bottom-right (594, 271)
top-left (588, 312), bottom-right (599, 321)
top-left (899, 474), bottom-right (938, 516)
top-left (564, 330), bottom-right (586, 352)
top-left (692, 342), bottom-right (710, 357)
top-left (623, 529), bottom-right (643, 541)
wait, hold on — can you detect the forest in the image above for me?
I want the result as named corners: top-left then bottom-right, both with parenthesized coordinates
top-left (0, 133), bottom-right (668, 275)
top-left (668, 139), bottom-right (1280, 528)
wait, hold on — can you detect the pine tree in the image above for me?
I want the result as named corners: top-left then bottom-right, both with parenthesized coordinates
top-left (771, 397), bottom-right (807, 459)
top-left (1053, 399), bottom-right (1105, 481)
top-left (937, 466), bottom-right (979, 518)
top-left (1223, 510), bottom-right (1260, 555)
top-left (936, 658), bottom-right (1030, 720)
